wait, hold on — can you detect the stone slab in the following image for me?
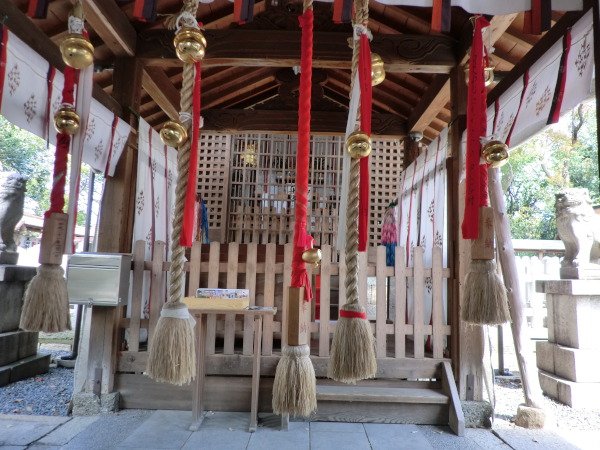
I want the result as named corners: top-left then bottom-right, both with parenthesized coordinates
top-left (72, 392), bottom-right (120, 416)
top-left (9, 353), bottom-right (50, 384)
top-left (554, 344), bottom-right (600, 382)
top-left (364, 423), bottom-right (434, 450)
top-left (0, 265), bottom-right (36, 282)
top-left (536, 279), bottom-right (600, 295)
top-left (560, 266), bottom-right (600, 280)
top-left (117, 410), bottom-right (192, 449)
top-left (0, 332), bottom-right (19, 366)
top-left (246, 421), bottom-right (310, 450)
top-left (16, 332), bottom-right (38, 360)
top-left (493, 427), bottom-right (582, 450)
top-left (37, 416), bottom-right (99, 446)
top-left (548, 294), bottom-right (600, 349)
top-left (538, 370), bottom-right (600, 409)
top-left (535, 341), bottom-right (554, 374)
top-left (0, 282), bottom-right (26, 333)
top-left (461, 401), bottom-right (493, 428)
top-left (0, 414), bottom-right (69, 446)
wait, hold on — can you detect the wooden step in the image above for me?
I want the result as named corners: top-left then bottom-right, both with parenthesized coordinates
top-left (316, 385), bottom-right (449, 404)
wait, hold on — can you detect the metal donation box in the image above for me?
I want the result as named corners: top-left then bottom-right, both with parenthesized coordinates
top-left (66, 253), bottom-right (131, 306)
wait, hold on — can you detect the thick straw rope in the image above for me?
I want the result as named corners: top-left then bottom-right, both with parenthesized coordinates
top-left (344, 0), bottom-right (369, 308)
top-left (168, 0), bottom-right (198, 304)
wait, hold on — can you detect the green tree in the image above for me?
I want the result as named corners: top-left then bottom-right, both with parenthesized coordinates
top-left (501, 102), bottom-right (599, 239)
top-left (0, 116), bottom-right (54, 214)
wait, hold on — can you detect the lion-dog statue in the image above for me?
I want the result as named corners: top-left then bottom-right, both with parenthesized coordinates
top-left (0, 171), bottom-right (27, 253)
top-left (555, 187), bottom-right (600, 269)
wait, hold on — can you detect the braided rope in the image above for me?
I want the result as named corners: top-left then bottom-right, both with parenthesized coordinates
top-left (168, 0), bottom-right (198, 304)
top-left (344, 0), bottom-right (369, 307)
top-left (303, 0), bottom-right (312, 11)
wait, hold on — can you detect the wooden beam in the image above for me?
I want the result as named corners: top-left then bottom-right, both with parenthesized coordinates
top-left (138, 30), bottom-right (456, 73)
top-left (202, 109), bottom-right (406, 137)
top-left (83, 0), bottom-right (137, 57)
top-left (408, 14), bottom-right (518, 134)
top-left (142, 68), bottom-right (180, 121)
top-left (0, 0), bottom-right (121, 116)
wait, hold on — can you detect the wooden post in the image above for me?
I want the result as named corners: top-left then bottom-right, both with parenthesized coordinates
top-left (402, 136), bottom-right (420, 169)
top-left (488, 168), bottom-right (544, 408)
top-left (79, 58), bottom-right (144, 398)
top-left (287, 287), bottom-right (308, 346)
top-left (449, 65), bottom-right (485, 401)
top-left (592, 0), bottom-right (600, 191)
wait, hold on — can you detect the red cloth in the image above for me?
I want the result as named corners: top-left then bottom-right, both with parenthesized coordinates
top-left (290, 10), bottom-right (314, 302)
top-left (180, 62), bottom-right (202, 247)
top-left (340, 310), bottom-right (367, 319)
top-left (47, 66), bottom-right (76, 217)
top-left (358, 32), bottom-right (372, 252)
top-left (461, 16), bottom-right (490, 240)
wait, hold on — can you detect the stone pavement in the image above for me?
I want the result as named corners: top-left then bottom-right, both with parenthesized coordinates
top-left (0, 410), bottom-right (598, 450)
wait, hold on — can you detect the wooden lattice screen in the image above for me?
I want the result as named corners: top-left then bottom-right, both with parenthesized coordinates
top-left (197, 133), bottom-right (403, 245)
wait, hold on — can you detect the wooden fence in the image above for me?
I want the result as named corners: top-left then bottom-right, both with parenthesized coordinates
top-left (120, 240), bottom-right (451, 365)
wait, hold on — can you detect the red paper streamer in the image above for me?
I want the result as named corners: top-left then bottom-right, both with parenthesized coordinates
top-left (290, 9), bottom-right (314, 302)
top-left (340, 310), bottom-right (367, 319)
top-left (461, 16), bottom-right (489, 240)
top-left (48, 66), bottom-right (77, 217)
top-left (358, 32), bottom-right (372, 252)
top-left (548, 29), bottom-right (572, 124)
top-left (0, 25), bottom-right (8, 109)
top-left (180, 62), bottom-right (202, 247)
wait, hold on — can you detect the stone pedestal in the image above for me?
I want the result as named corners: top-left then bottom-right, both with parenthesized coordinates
top-left (0, 265), bottom-right (50, 387)
top-left (535, 280), bottom-right (600, 408)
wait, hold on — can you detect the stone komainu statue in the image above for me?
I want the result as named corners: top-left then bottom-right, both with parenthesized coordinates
top-left (555, 187), bottom-right (600, 268)
top-left (0, 172), bottom-right (27, 253)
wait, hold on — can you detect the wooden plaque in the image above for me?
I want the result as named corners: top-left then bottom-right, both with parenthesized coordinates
top-left (287, 287), bottom-right (309, 346)
top-left (471, 206), bottom-right (495, 260)
top-left (39, 212), bottom-right (68, 265)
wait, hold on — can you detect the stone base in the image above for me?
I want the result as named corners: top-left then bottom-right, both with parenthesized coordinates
top-left (560, 266), bottom-right (600, 280)
top-left (72, 392), bottom-right (120, 415)
top-left (0, 251), bottom-right (19, 265)
top-left (539, 370), bottom-right (600, 409)
top-left (514, 405), bottom-right (548, 429)
top-left (0, 352), bottom-right (50, 387)
top-left (537, 341), bottom-right (600, 382)
top-left (0, 330), bottom-right (38, 366)
top-left (461, 401), bottom-right (493, 428)
top-left (0, 265), bottom-right (37, 333)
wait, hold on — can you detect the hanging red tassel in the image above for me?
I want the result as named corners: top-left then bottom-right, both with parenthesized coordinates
top-left (180, 62), bottom-right (202, 247)
top-left (290, 9), bottom-right (314, 302)
top-left (461, 16), bottom-right (489, 240)
top-left (358, 31), bottom-right (372, 252)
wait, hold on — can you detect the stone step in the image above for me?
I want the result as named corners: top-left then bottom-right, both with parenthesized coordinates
top-left (537, 341), bottom-right (600, 382)
top-left (0, 352), bottom-right (51, 387)
top-left (539, 370), bottom-right (600, 409)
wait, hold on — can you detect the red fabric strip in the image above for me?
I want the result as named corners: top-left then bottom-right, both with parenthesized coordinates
top-left (549, 29), bottom-right (572, 124)
top-left (0, 25), bottom-right (8, 109)
top-left (47, 66), bottom-right (76, 217)
top-left (234, 0), bottom-right (244, 24)
top-left (340, 310), bottom-right (367, 319)
top-left (358, 32), bottom-right (372, 252)
top-left (523, 10), bottom-right (532, 34)
top-left (290, 10), bottom-right (314, 302)
top-left (531, 0), bottom-right (542, 35)
top-left (27, 0), bottom-right (50, 19)
top-left (333, 0), bottom-right (344, 23)
top-left (431, 0), bottom-right (443, 32)
top-left (461, 16), bottom-right (489, 240)
top-left (181, 62), bottom-right (202, 247)
top-left (104, 115), bottom-right (119, 177)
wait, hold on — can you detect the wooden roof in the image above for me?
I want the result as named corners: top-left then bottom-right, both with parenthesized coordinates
top-left (2, 0), bottom-right (579, 143)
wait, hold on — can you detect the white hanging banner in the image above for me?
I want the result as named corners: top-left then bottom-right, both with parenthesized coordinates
top-left (510, 40), bottom-right (563, 147)
top-left (560, 10), bottom-right (594, 115)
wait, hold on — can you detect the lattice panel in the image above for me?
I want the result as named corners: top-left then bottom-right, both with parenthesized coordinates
top-left (196, 133), bottom-right (231, 242)
top-left (370, 138), bottom-right (404, 245)
top-left (226, 134), bottom-right (403, 247)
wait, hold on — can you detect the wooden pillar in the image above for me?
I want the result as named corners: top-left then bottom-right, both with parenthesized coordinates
top-left (449, 66), bottom-right (485, 401)
top-left (78, 58), bottom-right (144, 396)
top-left (592, 0), bottom-right (600, 191)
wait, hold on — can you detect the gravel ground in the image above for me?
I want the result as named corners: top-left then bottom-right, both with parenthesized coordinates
top-left (494, 376), bottom-right (600, 431)
top-left (0, 346), bottom-right (74, 416)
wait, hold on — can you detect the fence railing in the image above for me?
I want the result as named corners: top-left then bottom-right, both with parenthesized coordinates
top-left (121, 241), bottom-right (451, 362)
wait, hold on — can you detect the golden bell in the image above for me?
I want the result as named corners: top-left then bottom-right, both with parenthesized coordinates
top-left (302, 248), bottom-right (322, 267)
top-left (346, 131), bottom-right (372, 159)
top-left (482, 140), bottom-right (509, 168)
top-left (160, 121), bottom-right (188, 147)
top-left (60, 34), bottom-right (94, 69)
top-left (53, 108), bottom-right (80, 135)
top-left (464, 64), bottom-right (495, 87)
top-left (173, 27), bottom-right (207, 63)
top-left (371, 53), bottom-right (385, 86)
